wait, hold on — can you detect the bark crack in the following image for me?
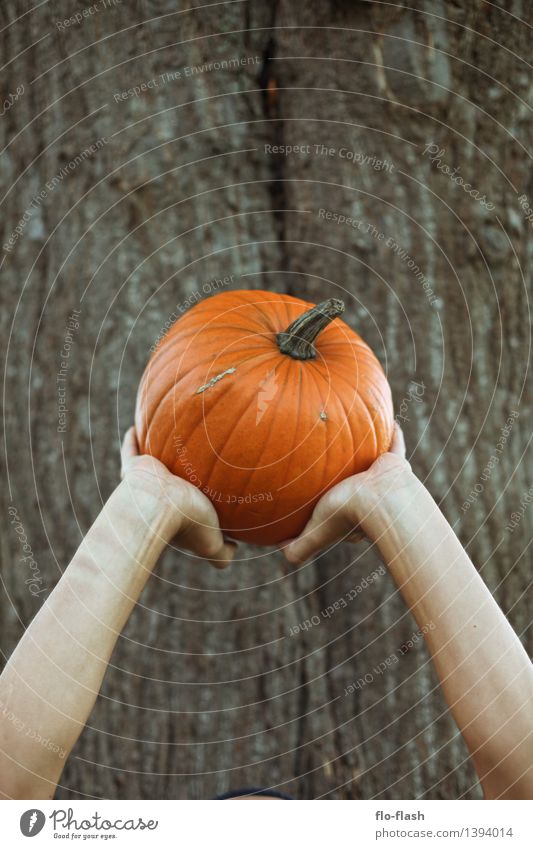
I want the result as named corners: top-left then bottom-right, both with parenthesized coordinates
top-left (257, 11), bottom-right (291, 283)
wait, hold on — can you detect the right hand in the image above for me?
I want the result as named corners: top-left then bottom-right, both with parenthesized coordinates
top-left (284, 423), bottom-right (416, 565)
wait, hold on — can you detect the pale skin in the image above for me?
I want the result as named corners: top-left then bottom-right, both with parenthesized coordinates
top-left (0, 425), bottom-right (531, 799)
top-left (0, 429), bottom-right (236, 800)
top-left (285, 426), bottom-right (533, 800)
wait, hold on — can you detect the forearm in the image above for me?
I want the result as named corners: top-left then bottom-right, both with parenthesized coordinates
top-left (0, 480), bottom-right (175, 799)
top-left (363, 472), bottom-right (533, 799)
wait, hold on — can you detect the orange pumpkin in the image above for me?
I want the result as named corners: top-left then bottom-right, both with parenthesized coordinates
top-left (135, 290), bottom-right (394, 545)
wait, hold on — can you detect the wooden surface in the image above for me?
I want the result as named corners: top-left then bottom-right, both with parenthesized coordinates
top-left (0, 0), bottom-right (531, 799)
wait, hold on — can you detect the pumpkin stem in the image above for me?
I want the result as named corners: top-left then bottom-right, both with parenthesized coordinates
top-left (276, 298), bottom-right (345, 360)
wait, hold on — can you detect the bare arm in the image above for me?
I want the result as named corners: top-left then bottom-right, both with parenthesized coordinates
top-left (285, 426), bottom-right (533, 799)
top-left (0, 429), bottom-right (234, 799)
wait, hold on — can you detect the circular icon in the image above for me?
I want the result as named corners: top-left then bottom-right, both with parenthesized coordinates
top-left (20, 810), bottom-right (46, 837)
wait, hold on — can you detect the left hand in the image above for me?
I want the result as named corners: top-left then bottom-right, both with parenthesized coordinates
top-left (120, 427), bottom-right (236, 569)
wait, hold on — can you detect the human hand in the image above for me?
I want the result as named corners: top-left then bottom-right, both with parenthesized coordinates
top-left (120, 427), bottom-right (236, 569)
top-left (284, 423), bottom-right (416, 565)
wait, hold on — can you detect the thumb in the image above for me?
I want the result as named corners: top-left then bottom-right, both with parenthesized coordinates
top-left (179, 519), bottom-right (237, 570)
top-left (209, 540), bottom-right (238, 570)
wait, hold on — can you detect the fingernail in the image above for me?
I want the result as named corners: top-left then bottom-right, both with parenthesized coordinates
top-left (284, 545), bottom-right (300, 564)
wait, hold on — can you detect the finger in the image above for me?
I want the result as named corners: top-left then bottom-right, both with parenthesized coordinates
top-left (120, 427), bottom-right (139, 478)
top-left (180, 520), bottom-right (236, 569)
top-left (210, 541), bottom-right (238, 570)
top-left (389, 421), bottom-right (406, 458)
top-left (284, 499), bottom-right (349, 566)
top-left (277, 537), bottom-right (296, 550)
top-left (345, 529), bottom-right (366, 544)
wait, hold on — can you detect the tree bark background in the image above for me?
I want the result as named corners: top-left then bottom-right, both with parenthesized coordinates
top-left (0, 0), bottom-right (531, 799)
